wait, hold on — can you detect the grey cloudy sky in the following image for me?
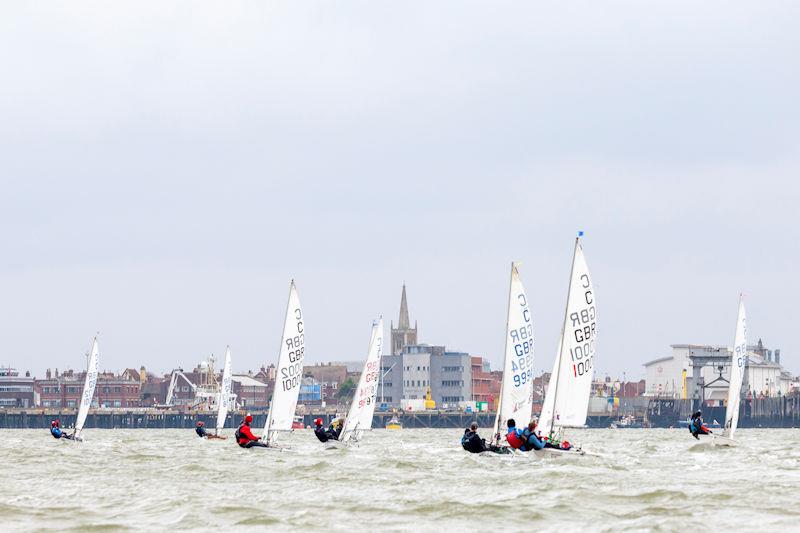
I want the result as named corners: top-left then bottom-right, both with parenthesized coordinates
top-left (1, 2), bottom-right (798, 379)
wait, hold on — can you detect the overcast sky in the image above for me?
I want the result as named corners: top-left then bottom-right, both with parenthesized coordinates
top-left (1, 2), bottom-right (798, 379)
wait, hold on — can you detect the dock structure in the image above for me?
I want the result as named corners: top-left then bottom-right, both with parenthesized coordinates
top-left (2, 397), bottom-right (798, 429)
top-left (646, 396), bottom-right (800, 428)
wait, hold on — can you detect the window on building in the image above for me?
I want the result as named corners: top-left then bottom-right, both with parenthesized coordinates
top-left (114, 387), bottom-right (121, 393)
top-left (442, 396), bottom-right (464, 402)
top-left (68, 387), bottom-right (77, 393)
top-left (114, 400), bottom-right (121, 407)
top-left (384, 382), bottom-right (392, 387)
top-left (67, 400), bottom-right (76, 407)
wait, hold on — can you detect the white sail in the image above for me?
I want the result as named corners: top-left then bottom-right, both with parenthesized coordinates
top-left (539, 237), bottom-right (596, 438)
top-left (264, 281), bottom-right (305, 445)
top-left (341, 318), bottom-right (384, 444)
top-left (215, 346), bottom-right (233, 434)
top-left (492, 262), bottom-right (535, 441)
top-left (75, 337), bottom-right (100, 439)
top-left (724, 296), bottom-right (747, 439)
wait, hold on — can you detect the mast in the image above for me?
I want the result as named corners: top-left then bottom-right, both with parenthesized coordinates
top-left (264, 280), bottom-right (296, 444)
top-left (492, 262), bottom-right (516, 444)
top-left (543, 235), bottom-right (581, 438)
top-left (75, 336), bottom-right (100, 439)
top-left (341, 317), bottom-right (383, 444)
top-left (724, 294), bottom-right (747, 438)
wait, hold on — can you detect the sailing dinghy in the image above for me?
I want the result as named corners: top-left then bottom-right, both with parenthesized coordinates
top-left (536, 234), bottom-right (596, 456)
top-left (208, 346), bottom-right (234, 440)
top-left (262, 281), bottom-right (305, 450)
top-left (696, 296), bottom-right (747, 447)
top-left (484, 262), bottom-right (535, 455)
top-left (327, 317), bottom-right (384, 449)
top-left (72, 336), bottom-right (100, 442)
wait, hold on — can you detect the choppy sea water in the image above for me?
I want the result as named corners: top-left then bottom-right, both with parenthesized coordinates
top-left (2, 428), bottom-right (799, 531)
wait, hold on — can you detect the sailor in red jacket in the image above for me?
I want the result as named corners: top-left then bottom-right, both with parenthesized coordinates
top-left (505, 418), bottom-right (525, 449)
top-left (236, 414), bottom-right (269, 448)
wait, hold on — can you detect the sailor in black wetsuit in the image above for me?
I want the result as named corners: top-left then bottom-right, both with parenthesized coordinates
top-left (689, 411), bottom-right (711, 439)
top-left (313, 418), bottom-right (341, 442)
top-left (461, 422), bottom-right (487, 453)
top-left (195, 421), bottom-right (208, 437)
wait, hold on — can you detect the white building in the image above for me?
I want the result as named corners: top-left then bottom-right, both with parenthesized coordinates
top-left (644, 341), bottom-right (793, 403)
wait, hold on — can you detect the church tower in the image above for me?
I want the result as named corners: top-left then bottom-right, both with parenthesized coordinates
top-left (391, 284), bottom-right (418, 355)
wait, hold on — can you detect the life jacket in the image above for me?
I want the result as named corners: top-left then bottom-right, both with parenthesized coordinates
top-left (506, 428), bottom-right (524, 449)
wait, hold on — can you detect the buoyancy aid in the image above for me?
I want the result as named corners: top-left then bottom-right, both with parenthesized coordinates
top-left (506, 428), bottom-right (524, 449)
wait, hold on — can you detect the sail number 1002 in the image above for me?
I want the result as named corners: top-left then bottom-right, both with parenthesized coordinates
top-left (281, 309), bottom-right (305, 391)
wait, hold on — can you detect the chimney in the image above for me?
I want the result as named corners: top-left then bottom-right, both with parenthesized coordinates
top-left (46, 368), bottom-right (52, 379)
top-left (775, 349), bottom-right (781, 365)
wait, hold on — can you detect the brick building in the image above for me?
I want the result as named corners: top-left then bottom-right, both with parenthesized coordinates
top-left (35, 368), bottom-right (140, 408)
top-left (232, 374), bottom-right (271, 409)
top-left (303, 363), bottom-right (347, 402)
top-left (470, 357), bottom-right (501, 411)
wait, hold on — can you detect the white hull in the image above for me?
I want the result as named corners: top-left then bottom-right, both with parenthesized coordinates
top-left (533, 446), bottom-right (587, 458)
top-left (478, 445), bottom-right (589, 458)
top-left (322, 440), bottom-right (350, 450)
top-left (690, 433), bottom-right (735, 448)
top-left (711, 435), bottom-right (737, 447)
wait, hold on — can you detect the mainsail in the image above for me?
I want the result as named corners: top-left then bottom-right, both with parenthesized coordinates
top-left (538, 236), bottom-right (597, 439)
top-left (724, 296), bottom-right (747, 439)
top-left (215, 346), bottom-right (233, 434)
top-left (341, 318), bottom-right (384, 444)
top-left (264, 281), bottom-right (305, 446)
top-left (492, 262), bottom-right (535, 442)
top-left (75, 337), bottom-right (100, 439)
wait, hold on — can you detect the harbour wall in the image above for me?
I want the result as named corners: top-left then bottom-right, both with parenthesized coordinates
top-left (2, 396), bottom-right (798, 429)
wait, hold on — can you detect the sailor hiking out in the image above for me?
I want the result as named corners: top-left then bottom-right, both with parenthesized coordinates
top-left (50, 420), bottom-right (74, 440)
top-left (461, 423), bottom-right (488, 453)
top-left (314, 418), bottom-right (342, 442)
top-left (689, 411), bottom-right (712, 439)
top-left (236, 414), bottom-right (269, 448)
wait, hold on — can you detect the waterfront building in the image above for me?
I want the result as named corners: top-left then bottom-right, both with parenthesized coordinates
top-left (231, 374), bottom-right (271, 409)
top-left (644, 341), bottom-right (793, 403)
top-left (299, 376), bottom-right (323, 404)
top-left (380, 344), bottom-right (473, 408)
top-left (96, 372), bottom-right (141, 408)
top-left (0, 368), bottom-right (34, 408)
top-left (380, 287), bottom-right (474, 408)
top-left (303, 362), bottom-right (347, 402)
top-left (470, 357), bottom-right (501, 411)
top-left (35, 368), bottom-right (140, 408)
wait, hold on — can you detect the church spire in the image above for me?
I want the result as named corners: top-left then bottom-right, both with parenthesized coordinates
top-left (398, 284), bottom-right (410, 330)
top-left (391, 283), bottom-right (418, 356)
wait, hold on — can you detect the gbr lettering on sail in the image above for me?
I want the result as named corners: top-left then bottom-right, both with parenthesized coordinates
top-left (569, 274), bottom-right (596, 378)
top-left (510, 292), bottom-right (533, 388)
top-left (280, 308), bottom-right (304, 392)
